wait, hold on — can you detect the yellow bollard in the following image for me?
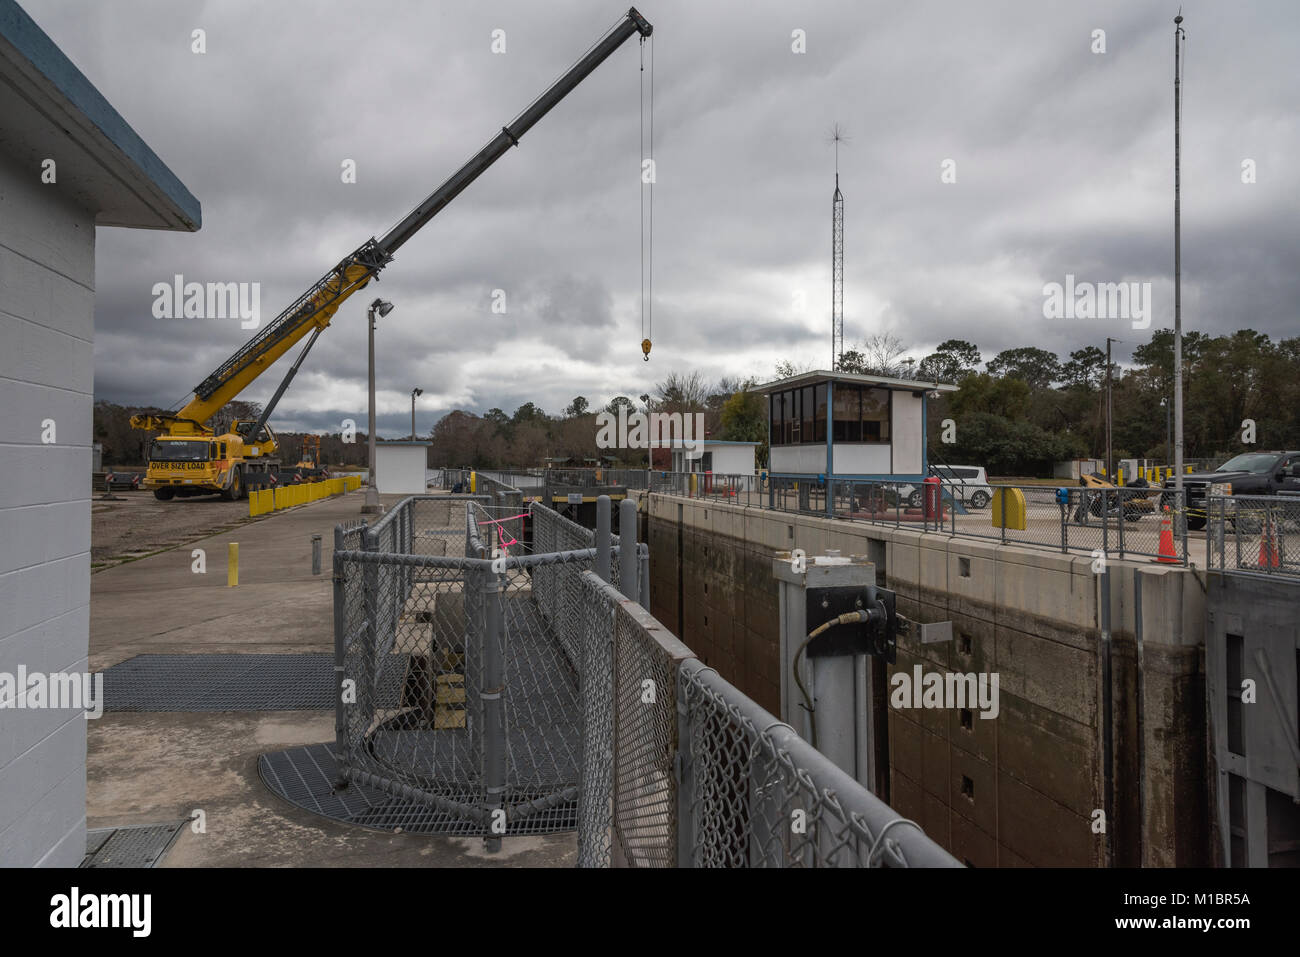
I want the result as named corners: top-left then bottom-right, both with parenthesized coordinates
top-left (992, 487), bottom-right (1028, 530)
top-left (228, 542), bottom-right (239, 587)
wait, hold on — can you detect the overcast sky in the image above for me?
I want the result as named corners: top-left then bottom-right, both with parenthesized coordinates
top-left (25, 0), bottom-right (1300, 436)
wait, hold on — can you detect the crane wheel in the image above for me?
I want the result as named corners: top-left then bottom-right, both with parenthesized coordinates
top-left (153, 488), bottom-right (175, 502)
top-left (222, 467), bottom-right (244, 502)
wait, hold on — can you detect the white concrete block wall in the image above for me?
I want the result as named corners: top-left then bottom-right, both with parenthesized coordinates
top-left (0, 152), bottom-right (94, 867)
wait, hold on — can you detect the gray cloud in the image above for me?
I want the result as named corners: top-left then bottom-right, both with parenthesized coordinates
top-left (20, 0), bottom-right (1296, 434)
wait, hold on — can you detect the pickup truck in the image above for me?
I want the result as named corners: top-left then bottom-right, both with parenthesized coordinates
top-left (1161, 450), bottom-right (1300, 529)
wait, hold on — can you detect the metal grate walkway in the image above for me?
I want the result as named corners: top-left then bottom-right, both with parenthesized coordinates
top-left (98, 653), bottom-right (406, 712)
top-left (259, 743), bottom-right (576, 836)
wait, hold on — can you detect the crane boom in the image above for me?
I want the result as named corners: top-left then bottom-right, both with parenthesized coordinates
top-left (136, 7), bottom-right (652, 439)
top-left (378, 7), bottom-right (652, 256)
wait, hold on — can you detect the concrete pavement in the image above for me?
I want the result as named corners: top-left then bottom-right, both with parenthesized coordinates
top-left (88, 489), bottom-right (575, 866)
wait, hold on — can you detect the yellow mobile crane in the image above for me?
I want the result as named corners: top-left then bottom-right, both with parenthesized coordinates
top-left (134, 8), bottom-right (654, 500)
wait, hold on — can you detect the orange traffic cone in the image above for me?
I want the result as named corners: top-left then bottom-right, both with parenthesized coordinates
top-left (1258, 517), bottom-right (1281, 568)
top-left (1155, 506), bottom-right (1179, 564)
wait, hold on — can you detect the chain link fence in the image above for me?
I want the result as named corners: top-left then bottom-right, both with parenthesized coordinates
top-left (332, 494), bottom-right (614, 840)
top-left (1207, 494), bottom-right (1300, 578)
top-left (333, 486), bottom-right (958, 866)
top-left (568, 569), bottom-right (959, 868)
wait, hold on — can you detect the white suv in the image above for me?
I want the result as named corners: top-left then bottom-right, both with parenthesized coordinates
top-left (898, 465), bottom-right (993, 509)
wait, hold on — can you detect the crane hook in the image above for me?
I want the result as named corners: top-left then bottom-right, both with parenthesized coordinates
top-left (641, 338), bottom-right (652, 361)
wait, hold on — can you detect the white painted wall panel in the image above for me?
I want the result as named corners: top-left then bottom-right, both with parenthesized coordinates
top-left (375, 445), bottom-right (429, 494)
top-left (0, 154), bottom-right (92, 867)
top-left (892, 394), bottom-right (924, 475)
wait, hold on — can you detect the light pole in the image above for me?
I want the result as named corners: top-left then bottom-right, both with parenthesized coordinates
top-left (1105, 337), bottom-right (1120, 481)
top-left (1173, 13), bottom-right (1186, 496)
top-left (410, 387), bottom-right (423, 441)
top-left (362, 298), bottom-right (394, 514)
top-left (639, 394), bottom-right (651, 467)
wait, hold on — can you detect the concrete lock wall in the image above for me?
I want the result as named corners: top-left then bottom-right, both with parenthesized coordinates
top-left (0, 151), bottom-right (96, 867)
top-left (640, 491), bottom-right (1211, 867)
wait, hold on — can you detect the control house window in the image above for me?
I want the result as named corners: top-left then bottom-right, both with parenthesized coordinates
top-left (770, 382), bottom-right (891, 446)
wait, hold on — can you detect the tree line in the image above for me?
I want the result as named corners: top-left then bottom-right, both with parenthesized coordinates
top-left (93, 327), bottom-right (1299, 478)
top-left (907, 329), bottom-right (1300, 475)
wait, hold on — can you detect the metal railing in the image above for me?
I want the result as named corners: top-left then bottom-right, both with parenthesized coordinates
top-left (640, 471), bottom-right (1189, 564)
top-left (566, 569), bottom-right (960, 868)
top-left (438, 467), bottom-right (653, 491)
top-left (1206, 494), bottom-right (1300, 579)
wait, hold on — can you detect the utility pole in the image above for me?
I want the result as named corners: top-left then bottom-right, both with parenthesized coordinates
top-left (1173, 13), bottom-right (1186, 495)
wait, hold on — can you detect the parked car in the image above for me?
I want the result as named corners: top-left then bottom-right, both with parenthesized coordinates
top-left (898, 465), bottom-right (993, 509)
top-left (1161, 450), bottom-right (1300, 530)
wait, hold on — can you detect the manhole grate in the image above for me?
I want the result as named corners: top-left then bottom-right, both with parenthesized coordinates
top-left (82, 822), bottom-right (187, 868)
top-left (259, 744), bottom-right (576, 836)
top-left (98, 654), bottom-right (405, 712)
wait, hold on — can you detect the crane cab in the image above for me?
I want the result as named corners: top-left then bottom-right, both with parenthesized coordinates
top-left (143, 420), bottom-right (281, 501)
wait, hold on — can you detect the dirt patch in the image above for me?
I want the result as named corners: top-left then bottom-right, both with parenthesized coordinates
top-left (91, 491), bottom-right (258, 569)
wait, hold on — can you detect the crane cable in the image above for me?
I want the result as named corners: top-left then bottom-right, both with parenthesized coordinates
top-left (639, 34), bottom-right (654, 361)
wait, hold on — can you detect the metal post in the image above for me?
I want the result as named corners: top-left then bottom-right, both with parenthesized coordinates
top-left (639, 546), bottom-right (650, 612)
top-left (1173, 15), bottom-right (1186, 499)
top-left (596, 495), bottom-right (612, 583)
top-left (1061, 496), bottom-right (1068, 553)
top-left (361, 524), bottom-right (379, 713)
top-left (362, 304), bottom-right (383, 514)
top-left (1102, 494), bottom-right (1109, 557)
top-left (332, 525), bottom-right (348, 762)
top-left (481, 564), bottom-right (506, 853)
top-left (312, 534), bottom-right (322, 575)
top-left (1180, 489), bottom-right (1189, 565)
top-left (1117, 489), bottom-right (1126, 557)
top-left (1105, 336), bottom-right (1115, 482)
top-left (675, 688), bottom-right (694, 868)
top-left (619, 499), bottom-right (639, 602)
top-left (1099, 564), bottom-right (1114, 866)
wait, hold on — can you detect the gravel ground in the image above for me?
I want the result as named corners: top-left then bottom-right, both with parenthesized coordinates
top-left (91, 490), bottom-right (255, 569)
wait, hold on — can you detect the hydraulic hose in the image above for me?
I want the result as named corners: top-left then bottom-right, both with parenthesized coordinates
top-left (792, 610), bottom-right (871, 749)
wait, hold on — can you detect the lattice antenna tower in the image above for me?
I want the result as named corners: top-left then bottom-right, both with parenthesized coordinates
top-left (830, 124), bottom-right (847, 370)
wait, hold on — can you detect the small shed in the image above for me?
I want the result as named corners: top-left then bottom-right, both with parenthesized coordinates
top-left (652, 438), bottom-right (759, 475)
top-left (374, 441), bottom-right (431, 494)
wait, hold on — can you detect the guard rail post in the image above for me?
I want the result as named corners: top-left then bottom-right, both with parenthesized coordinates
top-left (481, 560), bottom-right (507, 853)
